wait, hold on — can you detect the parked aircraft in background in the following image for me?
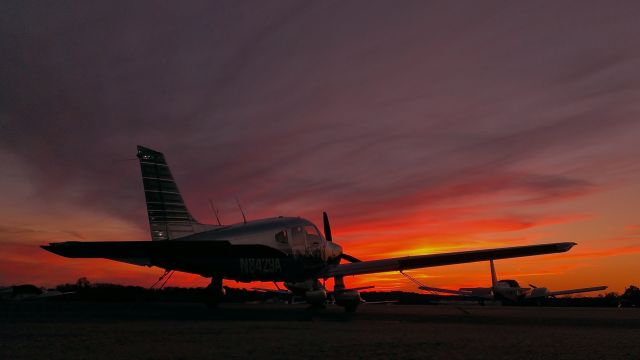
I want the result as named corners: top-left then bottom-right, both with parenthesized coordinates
top-left (0, 285), bottom-right (74, 301)
top-left (411, 259), bottom-right (607, 305)
top-left (42, 146), bottom-right (577, 312)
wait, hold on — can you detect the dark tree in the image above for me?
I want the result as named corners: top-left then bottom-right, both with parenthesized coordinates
top-left (76, 277), bottom-right (92, 289)
top-left (621, 285), bottom-right (640, 307)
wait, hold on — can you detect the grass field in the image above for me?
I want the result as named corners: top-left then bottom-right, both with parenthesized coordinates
top-left (1, 302), bottom-right (639, 359)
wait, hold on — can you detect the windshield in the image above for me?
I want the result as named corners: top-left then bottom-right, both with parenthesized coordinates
top-left (304, 225), bottom-right (323, 246)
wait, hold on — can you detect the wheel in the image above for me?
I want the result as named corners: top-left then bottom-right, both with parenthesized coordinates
top-left (307, 303), bottom-right (326, 311)
top-left (203, 277), bottom-right (224, 308)
top-left (344, 304), bottom-right (358, 313)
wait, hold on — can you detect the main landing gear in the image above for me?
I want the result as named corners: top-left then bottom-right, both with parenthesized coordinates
top-left (333, 276), bottom-right (363, 313)
top-left (205, 277), bottom-right (225, 308)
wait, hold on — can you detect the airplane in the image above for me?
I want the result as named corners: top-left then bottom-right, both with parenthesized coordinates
top-left (412, 259), bottom-right (607, 305)
top-left (0, 285), bottom-right (74, 301)
top-left (42, 145), bottom-right (577, 312)
top-left (253, 283), bottom-right (375, 305)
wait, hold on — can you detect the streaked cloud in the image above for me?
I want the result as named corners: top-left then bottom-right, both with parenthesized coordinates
top-left (1, 1), bottom-right (639, 291)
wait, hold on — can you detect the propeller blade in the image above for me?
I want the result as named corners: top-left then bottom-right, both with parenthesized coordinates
top-left (341, 253), bottom-right (362, 263)
top-left (322, 212), bottom-right (360, 262)
top-left (323, 211), bottom-right (332, 242)
top-left (529, 284), bottom-right (538, 289)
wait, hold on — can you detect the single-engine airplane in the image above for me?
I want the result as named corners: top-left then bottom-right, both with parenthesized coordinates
top-left (413, 259), bottom-right (607, 305)
top-left (42, 146), bottom-right (577, 312)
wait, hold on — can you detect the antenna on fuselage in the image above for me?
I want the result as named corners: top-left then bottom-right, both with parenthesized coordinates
top-left (235, 196), bottom-right (247, 224)
top-left (208, 198), bottom-right (222, 226)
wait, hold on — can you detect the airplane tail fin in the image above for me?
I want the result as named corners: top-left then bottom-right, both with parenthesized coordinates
top-left (489, 260), bottom-right (498, 288)
top-left (137, 145), bottom-right (220, 240)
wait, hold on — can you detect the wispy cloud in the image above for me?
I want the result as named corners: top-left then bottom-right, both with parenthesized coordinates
top-left (1, 1), bottom-right (639, 290)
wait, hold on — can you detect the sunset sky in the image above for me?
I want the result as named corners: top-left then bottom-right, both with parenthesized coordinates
top-left (1, 1), bottom-right (639, 294)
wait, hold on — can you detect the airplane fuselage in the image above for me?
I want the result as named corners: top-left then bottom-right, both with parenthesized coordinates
top-left (147, 216), bottom-right (343, 282)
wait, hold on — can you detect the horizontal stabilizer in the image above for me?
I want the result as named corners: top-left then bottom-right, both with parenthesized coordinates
top-left (42, 240), bottom-right (285, 267)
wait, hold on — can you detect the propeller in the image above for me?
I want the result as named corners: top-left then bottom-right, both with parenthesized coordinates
top-left (529, 284), bottom-right (538, 289)
top-left (341, 253), bottom-right (362, 263)
top-left (323, 211), bottom-right (361, 263)
top-left (323, 212), bottom-right (332, 242)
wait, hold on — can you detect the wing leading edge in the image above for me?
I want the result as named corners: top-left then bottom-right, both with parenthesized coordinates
top-left (543, 286), bottom-right (608, 298)
top-left (323, 242), bottom-right (576, 278)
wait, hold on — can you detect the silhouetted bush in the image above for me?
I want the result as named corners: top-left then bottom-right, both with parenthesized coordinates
top-left (620, 285), bottom-right (640, 307)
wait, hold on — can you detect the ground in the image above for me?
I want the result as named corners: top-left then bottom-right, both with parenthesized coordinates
top-left (1, 302), bottom-right (639, 359)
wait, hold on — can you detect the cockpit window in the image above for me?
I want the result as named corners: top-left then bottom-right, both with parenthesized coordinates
top-left (304, 225), bottom-right (323, 245)
top-left (275, 230), bottom-right (288, 244)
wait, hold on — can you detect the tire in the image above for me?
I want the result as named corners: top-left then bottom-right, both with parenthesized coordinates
top-left (344, 304), bottom-right (358, 313)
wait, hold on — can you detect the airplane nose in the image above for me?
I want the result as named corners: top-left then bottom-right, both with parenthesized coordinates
top-left (326, 242), bottom-right (343, 261)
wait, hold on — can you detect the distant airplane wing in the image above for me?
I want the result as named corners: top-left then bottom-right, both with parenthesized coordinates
top-left (323, 242), bottom-right (576, 277)
top-left (543, 286), bottom-right (608, 298)
top-left (362, 300), bottom-right (399, 305)
top-left (41, 240), bottom-right (285, 267)
top-left (252, 288), bottom-right (293, 295)
top-left (22, 291), bottom-right (76, 301)
top-left (418, 285), bottom-right (472, 296)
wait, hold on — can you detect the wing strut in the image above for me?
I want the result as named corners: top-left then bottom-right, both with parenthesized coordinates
top-left (150, 269), bottom-right (175, 289)
top-left (400, 270), bottom-right (426, 288)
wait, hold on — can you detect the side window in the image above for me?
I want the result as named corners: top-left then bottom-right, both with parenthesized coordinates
top-left (291, 226), bottom-right (306, 248)
top-left (275, 230), bottom-right (288, 244)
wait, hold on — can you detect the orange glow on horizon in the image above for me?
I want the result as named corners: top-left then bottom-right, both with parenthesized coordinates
top-left (2, 198), bottom-right (636, 296)
top-left (1, 163), bottom-right (638, 296)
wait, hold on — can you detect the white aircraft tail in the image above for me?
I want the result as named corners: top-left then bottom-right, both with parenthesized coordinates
top-left (489, 259), bottom-right (498, 288)
top-left (137, 145), bottom-right (222, 240)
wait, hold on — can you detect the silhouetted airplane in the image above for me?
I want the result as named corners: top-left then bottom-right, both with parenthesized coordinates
top-left (414, 259), bottom-right (606, 305)
top-left (0, 285), bottom-right (74, 301)
top-left (42, 146), bottom-right (577, 311)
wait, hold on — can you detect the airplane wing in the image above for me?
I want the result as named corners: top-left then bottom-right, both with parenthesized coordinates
top-left (41, 240), bottom-right (285, 267)
top-left (22, 291), bottom-right (76, 301)
top-left (252, 288), bottom-right (293, 295)
top-left (418, 285), bottom-right (472, 296)
top-left (547, 286), bottom-right (608, 297)
top-left (323, 242), bottom-right (576, 277)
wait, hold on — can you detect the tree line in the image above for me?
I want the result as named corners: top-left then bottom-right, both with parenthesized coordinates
top-left (46, 278), bottom-right (640, 307)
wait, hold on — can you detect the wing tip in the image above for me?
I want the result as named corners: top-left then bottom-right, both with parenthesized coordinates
top-left (558, 242), bottom-right (577, 252)
top-left (41, 242), bottom-right (76, 257)
top-left (41, 243), bottom-right (62, 256)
